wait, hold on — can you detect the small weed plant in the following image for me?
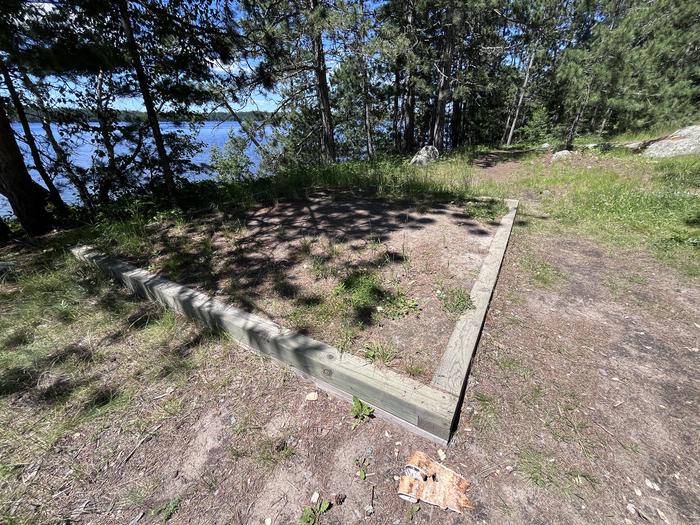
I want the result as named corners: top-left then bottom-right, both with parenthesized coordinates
top-left (350, 396), bottom-right (374, 430)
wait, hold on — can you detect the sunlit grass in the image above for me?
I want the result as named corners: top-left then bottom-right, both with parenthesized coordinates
top-left (516, 155), bottom-right (699, 276)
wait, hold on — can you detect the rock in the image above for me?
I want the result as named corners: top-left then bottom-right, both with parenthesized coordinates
top-left (643, 125), bottom-right (700, 157)
top-left (551, 150), bottom-right (573, 162)
top-left (305, 392), bottom-right (318, 401)
top-left (623, 141), bottom-right (646, 152)
top-left (409, 145), bottom-right (439, 166)
top-left (540, 142), bottom-right (551, 150)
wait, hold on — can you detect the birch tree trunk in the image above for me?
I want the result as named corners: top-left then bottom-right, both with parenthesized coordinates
top-left (506, 45), bottom-right (536, 146)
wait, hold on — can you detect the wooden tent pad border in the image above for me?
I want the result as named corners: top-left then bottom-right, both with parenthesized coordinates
top-left (70, 198), bottom-right (517, 443)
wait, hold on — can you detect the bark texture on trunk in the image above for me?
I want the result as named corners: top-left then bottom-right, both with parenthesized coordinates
top-left (0, 97), bottom-right (53, 236)
top-left (0, 61), bottom-right (66, 213)
top-left (309, 0), bottom-right (336, 163)
top-left (118, 0), bottom-right (177, 204)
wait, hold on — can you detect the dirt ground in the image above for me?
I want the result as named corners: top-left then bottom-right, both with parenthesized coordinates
top-left (125, 195), bottom-right (500, 381)
top-left (1, 154), bottom-right (698, 524)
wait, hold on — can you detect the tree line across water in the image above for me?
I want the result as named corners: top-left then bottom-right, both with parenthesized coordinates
top-left (0, 0), bottom-right (698, 239)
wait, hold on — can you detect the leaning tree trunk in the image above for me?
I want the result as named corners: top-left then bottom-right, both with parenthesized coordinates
top-left (20, 71), bottom-right (95, 214)
top-left (506, 45), bottom-right (536, 146)
top-left (309, 0), bottom-right (336, 163)
top-left (117, 0), bottom-right (176, 205)
top-left (95, 70), bottom-right (121, 204)
top-left (0, 60), bottom-right (66, 214)
top-left (0, 97), bottom-right (53, 236)
top-left (565, 82), bottom-right (592, 150)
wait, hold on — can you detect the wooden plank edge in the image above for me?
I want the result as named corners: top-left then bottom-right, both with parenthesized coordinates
top-left (430, 199), bottom-right (519, 395)
top-left (71, 245), bottom-right (458, 442)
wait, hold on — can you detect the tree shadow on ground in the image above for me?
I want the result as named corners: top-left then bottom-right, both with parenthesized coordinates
top-left (127, 193), bottom-right (506, 328)
top-left (473, 149), bottom-right (534, 168)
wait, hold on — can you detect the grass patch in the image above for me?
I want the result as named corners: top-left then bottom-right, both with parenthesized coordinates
top-left (154, 496), bottom-right (181, 521)
top-left (334, 270), bottom-right (418, 325)
top-left (362, 341), bottom-right (397, 366)
top-left (519, 155), bottom-right (700, 275)
top-left (472, 392), bottom-right (498, 430)
top-left (517, 448), bottom-right (598, 495)
top-left (437, 287), bottom-right (474, 316)
top-left (255, 438), bottom-right (295, 467)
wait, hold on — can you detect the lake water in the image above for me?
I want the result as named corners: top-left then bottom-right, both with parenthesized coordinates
top-left (2, 120), bottom-right (248, 216)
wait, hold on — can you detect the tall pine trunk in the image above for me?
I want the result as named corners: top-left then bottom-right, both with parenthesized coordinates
top-left (117, 0), bottom-right (176, 204)
top-left (0, 61), bottom-right (66, 214)
top-left (403, 72), bottom-right (416, 152)
top-left (362, 64), bottom-right (375, 159)
top-left (392, 66), bottom-right (401, 151)
top-left (431, 8), bottom-right (455, 151)
top-left (308, 0), bottom-right (335, 163)
top-left (0, 97), bottom-right (53, 236)
top-left (506, 45), bottom-right (537, 146)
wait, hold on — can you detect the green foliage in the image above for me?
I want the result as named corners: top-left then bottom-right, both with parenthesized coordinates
top-left (350, 396), bottom-right (374, 430)
top-left (154, 497), bottom-right (181, 522)
top-left (354, 457), bottom-right (369, 480)
top-left (520, 106), bottom-right (552, 144)
top-left (211, 133), bottom-right (254, 183)
top-left (521, 157), bottom-right (700, 275)
top-left (437, 287), bottom-right (474, 317)
top-left (406, 504), bottom-right (421, 521)
top-left (299, 499), bottom-right (331, 525)
top-left (362, 341), bottom-right (397, 366)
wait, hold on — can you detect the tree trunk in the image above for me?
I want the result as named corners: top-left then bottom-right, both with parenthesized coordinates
top-left (0, 61), bottom-right (66, 214)
top-left (566, 83), bottom-right (592, 149)
top-left (117, 0), bottom-right (177, 204)
top-left (402, 2), bottom-right (416, 153)
top-left (431, 9), bottom-right (455, 151)
top-left (362, 63), bottom-right (375, 159)
top-left (0, 215), bottom-right (11, 243)
top-left (95, 70), bottom-right (120, 204)
top-left (308, 0), bottom-right (335, 163)
top-left (392, 66), bottom-right (401, 152)
top-left (506, 45), bottom-right (536, 146)
top-left (0, 97), bottom-right (53, 236)
top-left (450, 99), bottom-right (462, 148)
top-left (402, 71), bottom-right (416, 153)
top-left (20, 71), bottom-right (95, 214)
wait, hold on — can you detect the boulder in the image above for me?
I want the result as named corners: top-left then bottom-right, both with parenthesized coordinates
top-left (410, 145), bottom-right (439, 166)
top-left (551, 150), bottom-right (573, 162)
top-left (643, 125), bottom-right (700, 157)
